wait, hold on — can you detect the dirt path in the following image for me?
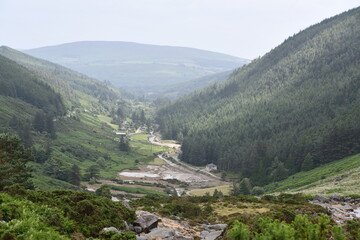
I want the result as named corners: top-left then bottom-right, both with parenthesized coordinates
top-left (148, 133), bottom-right (222, 180)
top-left (116, 133), bottom-right (227, 196)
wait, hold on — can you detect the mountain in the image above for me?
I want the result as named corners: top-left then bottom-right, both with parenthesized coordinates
top-left (156, 7), bottom-right (360, 186)
top-left (0, 47), bottom-right (157, 190)
top-left (23, 41), bottom-right (248, 95)
top-left (155, 70), bottom-right (232, 99)
top-left (0, 54), bottom-right (65, 114)
top-left (0, 46), bottom-right (121, 108)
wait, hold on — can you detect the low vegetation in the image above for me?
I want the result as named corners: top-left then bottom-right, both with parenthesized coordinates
top-left (130, 194), bottom-right (360, 239)
top-left (0, 185), bottom-right (136, 239)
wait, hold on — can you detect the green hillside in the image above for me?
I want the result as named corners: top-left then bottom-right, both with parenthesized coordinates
top-left (24, 41), bottom-right (248, 96)
top-left (0, 46), bottom-right (121, 108)
top-left (0, 55), bottom-right (65, 116)
top-left (156, 7), bottom-right (360, 186)
top-left (264, 153), bottom-right (360, 196)
top-left (0, 50), bottom-right (166, 191)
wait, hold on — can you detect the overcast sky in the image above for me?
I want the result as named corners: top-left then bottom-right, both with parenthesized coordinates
top-left (0, 0), bottom-right (358, 59)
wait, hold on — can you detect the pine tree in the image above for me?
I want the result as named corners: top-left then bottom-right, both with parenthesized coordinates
top-left (238, 178), bottom-right (252, 195)
top-left (301, 153), bottom-right (314, 171)
top-left (68, 164), bottom-right (81, 186)
top-left (46, 114), bottom-right (56, 139)
top-left (119, 135), bottom-right (130, 152)
top-left (96, 185), bottom-right (112, 199)
top-left (84, 165), bottom-right (100, 181)
top-left (0, 133), bottom-right (33, 190)
top-left (33, 111), bottom-right (46, 133)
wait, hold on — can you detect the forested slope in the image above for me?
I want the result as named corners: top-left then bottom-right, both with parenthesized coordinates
top-left (0, 46), bottom-right (120, 108)
top-left (0, 55), bottom-right (65, 116)
top-left (157, 7), bottom-right (360, 185)
top-left (0, 50), bottom-right (138, 190)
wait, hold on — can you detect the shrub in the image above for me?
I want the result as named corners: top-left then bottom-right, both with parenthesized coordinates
top-left (227, 220), bottom-right (250, 240)
top-left (251, 187), bottom-right (264, 196)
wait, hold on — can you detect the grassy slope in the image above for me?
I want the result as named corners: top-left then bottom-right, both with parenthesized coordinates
top-left (264, 153), bottom-right (360, 196)
top-left (0, 48), bottom-right (168, 191)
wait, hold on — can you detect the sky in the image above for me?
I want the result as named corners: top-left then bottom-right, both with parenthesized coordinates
top-left (0, 0), bottom-right (359, 59)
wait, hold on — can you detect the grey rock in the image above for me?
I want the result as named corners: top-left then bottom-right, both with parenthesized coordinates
top-left (134, 226), bottom-right (143, 234)
top-left (342, 205), bottom-right (354, 211)
top-left (122, 201), bottom-right (132, 209)
top-left (0, 220), bottom-right (6, 224)
top-left (314, 195), bottom-right (329, 203)
top-left (344, 197), bottom-right (352, 202)
top-left (209, 224), bottom-right (227, 231)
top-left (173, 236), bottom-right (194, 240)
top-left (205, 231), bottom-right (222, 240)
top-left (137, 237), bottom-right (148, 240)
top-left (134, 211), bottom-right (159, 233)
top-left (330, 195), bottom-right (344, 202)
top-left (102, 227), bottom-right (120, 233)
top-left (201, 230), bottom-right (210, 238)
top-left (148, 228), bottom-right (176, 238)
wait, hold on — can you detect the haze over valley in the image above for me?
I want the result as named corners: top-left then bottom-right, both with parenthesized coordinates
top-left (1, 1), bottom-right (360, 239)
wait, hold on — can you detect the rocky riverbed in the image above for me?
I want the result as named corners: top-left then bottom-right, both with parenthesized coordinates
top-left (310, 194), bottom-right (360, 224)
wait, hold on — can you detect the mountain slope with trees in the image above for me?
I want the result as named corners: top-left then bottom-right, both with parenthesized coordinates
top-left (157, 70), bottom-right (232, 99)
top-left (156, 7), bottom-right (360, 186)
top-left (0, 49), bottom-right (155, 190)
top-left (24, 41), bottom-right (248, 96)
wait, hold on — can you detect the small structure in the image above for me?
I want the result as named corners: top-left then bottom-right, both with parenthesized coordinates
top-left (205, 163), bottom-right (218, 172)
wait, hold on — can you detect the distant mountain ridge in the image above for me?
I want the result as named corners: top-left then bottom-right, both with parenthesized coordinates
top-left (24, 41), bottom-right (248, 95)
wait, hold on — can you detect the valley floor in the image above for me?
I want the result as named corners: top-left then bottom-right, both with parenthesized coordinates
top-left (117, 133), bottom-right (228, 197)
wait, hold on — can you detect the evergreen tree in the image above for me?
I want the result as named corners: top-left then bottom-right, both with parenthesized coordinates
top-left (46, 114), bottom-right (56, 139)
top-left (301, 153), bottom-right (314, 171)
top-left (84, 165), bottom-right (100, 181)
top-left (68, 164), bottom-right (81, 186)
top-left (119, 135), bottom-right (130, 152)
top-left (270, 158), bottom-right (289, 182)
top-left (33, 111), bottom-right (46, 133)
top-left (21, 123), bottom-right (33, 148)
top-left (96, 184), bottom-right (112, 199)
top-left (140, 109), bottom-right (146, 123)
top-left (0, 133), bottom-right (33, 190)
top-left (230, 181), bottom-right (241, 196)
top-left (238, 178), bottom-right (252, 195)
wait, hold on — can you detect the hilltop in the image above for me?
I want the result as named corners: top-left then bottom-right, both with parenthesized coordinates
top-left (24, 41), bottom-right (248, 96)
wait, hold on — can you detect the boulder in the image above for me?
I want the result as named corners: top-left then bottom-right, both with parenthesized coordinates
top-left (330, 195), bottom-right (344, 202)
top-left (137, 237), bottom-right (148, 240)
top-left (102, 227), bottom-right (120, 233)
top-left (147, 228), bottom-right (175, 238)
top-left (314, 195), bottom-right (329, 203)
top-left (134, 226), bottom-right (143, 234)
top-left (134, 211), bottom-right (159, 233)
top-left (205, 230), bottom-right (222, 240)
top-left (173, 235), bottom-right (194, 240)
top-left (200, 230), bottom-right (210, 238)
top-left (209, 224), bottom-right (227, 231)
